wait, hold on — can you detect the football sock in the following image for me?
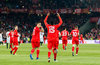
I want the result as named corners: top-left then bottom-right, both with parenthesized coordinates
top-left (72, 46), bottom-right (74, 52)
top-left (48, 51), bottom-right (51, 59)
top-left (13, 47), bottom-right (18, 54)
top-left (54, 49), bottom-right (57, 60)
top-left (6, 43), bottom-right (8, 49)
top-left (36, 49), bottom-right (40, 58)
top-left (76, 47), bottom-right (79, 54)
top-left (63, 45), bottom-right (65, 50)
top-left (31, 49), bottom-right (35, 54)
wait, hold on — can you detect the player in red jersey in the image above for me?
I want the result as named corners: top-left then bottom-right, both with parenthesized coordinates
top-left (9, 29), bottom-right (14, 50)
top-left (61, 28), bottom-right (69, 50)
top-left (80, 33), bottom-right (84, 44)
top-left (44, 13), bottom-right (63, 62)
top-left (10, 26), bottom-right (19, 55)
top-left (30, 22), bottom-right (44, 60)
top-left (70, 26), bottom-right (79, 56)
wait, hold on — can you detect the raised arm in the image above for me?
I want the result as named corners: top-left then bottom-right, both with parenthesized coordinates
top-left (56, 13), bottom-right (63, 27)
top-left (44, 13), bottom-right (50, 27)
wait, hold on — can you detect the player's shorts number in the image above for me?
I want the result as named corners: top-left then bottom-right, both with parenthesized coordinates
top-left (49, 26), bottom-right (55, 33)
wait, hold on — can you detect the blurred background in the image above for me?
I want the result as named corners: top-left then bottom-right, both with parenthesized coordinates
top-left (0, 0), bottom-right (100, 43)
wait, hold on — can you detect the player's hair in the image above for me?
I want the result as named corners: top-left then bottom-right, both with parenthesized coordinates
top-left (36, 21), bottom-right (41, 25)
top-left (75, 26), bottom-right (78, 28)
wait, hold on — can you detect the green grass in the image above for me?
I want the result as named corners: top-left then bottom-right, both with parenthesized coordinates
top-left (0, 43), bottom-right (100, 65)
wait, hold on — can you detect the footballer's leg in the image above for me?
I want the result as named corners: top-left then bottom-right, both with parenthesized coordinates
top-left (53, 41), bottom-right (58, 62)
top-left (65, 40), bottom-right (67, 50)
top-left (30, 42), bottom-right (36, 60)
top-left (53, 48), bottom-right (57, 62)
top-left (6, 43), bottom-right (8, 49)
top-left (48, 41), bottom-right (52, 62)
top-left (62, 40), bottom-right (65, 50)
top-left (72, 39), bottom-right (75, 56)
top-left (76, 40), bottom-right (79, 56)
top-left (36, 47), bottom-right (40, 59)
top-left (13, 46), bottom-right (18, 55)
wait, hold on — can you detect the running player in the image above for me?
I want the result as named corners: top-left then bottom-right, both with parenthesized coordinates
top-left (30, 22), bottom-right (44, 60)
top-left (10, 26), bottom-right (19, 55)
top-left (44, 13), bottom-right (63, 62)
top-left (70, 26), bottom-right (79, 56)
top-left (61, 28), bottom-right (69, 50)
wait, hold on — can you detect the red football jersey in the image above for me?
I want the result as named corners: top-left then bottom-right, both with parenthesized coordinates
top-left (9, 31), bottom-right (14, 39)
top-left (44, 15), bottom-right (63, 41)
top-left (31, 26), bottom-right (40, 42)
top-left (13, 30), bottom-right (19, 42)
top-left (71, 29), bottom-right (79, 39)
top-left (61, 30), bottom-right (69, 40)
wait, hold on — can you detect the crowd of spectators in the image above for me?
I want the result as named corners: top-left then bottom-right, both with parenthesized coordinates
top-left (0, 13), bottom-right (100, 40)
top-left (0, 0), bottom-right (100, 9)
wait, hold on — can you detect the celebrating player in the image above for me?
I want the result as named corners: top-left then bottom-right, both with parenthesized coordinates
top-left (9, 29), bottom-right (14, 50)
top-left (70, 26), bottom-right (79, 56)
top-left (44, 13), bottom-right (63, 62)
top-left (10, 26), bottom-right (19, 55)
top-left (30, 22), bottom-right (44, 60)
top-left (61, 28), bottom-right (69, 50)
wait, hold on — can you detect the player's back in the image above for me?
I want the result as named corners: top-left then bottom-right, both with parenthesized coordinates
top-left (47, 25), bottom-right (59, 41)
top-left (61, 30), bottom-right (69, 40)
top-left (71, 29), bottom-right (79, 39)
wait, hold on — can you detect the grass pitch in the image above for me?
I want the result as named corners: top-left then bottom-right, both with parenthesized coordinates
top-left (0, 43), bottom-right (100, 65)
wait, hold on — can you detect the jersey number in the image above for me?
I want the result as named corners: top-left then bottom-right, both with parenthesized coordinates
top-left (62, 32), bottom-right (67, 36)
top-left (49, 26), bottom-right (55, 33)
top-left (73, 32), bottom-right (77, 37)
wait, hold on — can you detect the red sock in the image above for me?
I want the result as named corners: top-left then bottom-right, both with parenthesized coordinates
top-left (13, 47), bottom-right (18, 54)
top-left (48, 51), bottom-right (51, 58)
top-left (72, 46), bottom-right (74, 52)
top-left (31, 49), bottom-right (35, 54)
top-left (63, 45), bottom-right (65, 50)
top-left (54, 50), bottom-right (57, 60)
top-left (53, 49), bottom-right (54, 54)
top-left (12, 47), bottom-right (16, 51)
top-left (36, 50), bottom-right (40, 58)
top-left (76, 47), bottom-right (79, 54)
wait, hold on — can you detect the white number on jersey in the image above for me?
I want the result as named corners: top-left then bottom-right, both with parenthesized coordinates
top-left (62, 32), bottom-right (67, 36)
top-left (49, 26), bottom-right (55, 33)
top-left (73, 32), bottom-right (77, 37)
